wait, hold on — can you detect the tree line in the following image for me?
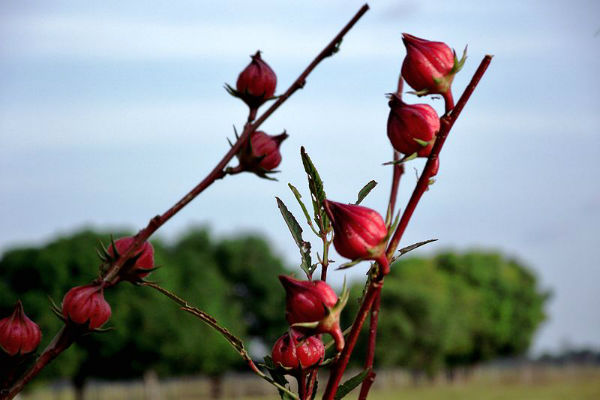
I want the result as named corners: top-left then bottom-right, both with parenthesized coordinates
top-left (0, 228), bottom-right (548, 394)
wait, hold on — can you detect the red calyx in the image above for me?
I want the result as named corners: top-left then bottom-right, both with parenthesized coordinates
top-left (108, 236), bottom-right (155, 280)
top-left (323, 200), bottom-right (390, 274)
top-left (279, 275), bottom-right (345, 352)
top-left (250, 131), bottom-right (287, 170)
top-left (401, 33), bottom-right (456, 97)
top-left (0, 301), bottom-right (42, 356)
top-left (235, 51), bottom-right (277, 109)
top-left (271, 329), bottom-right (324, 371)
top-left (62, 284), bottom-right (111, 330)
top-left (387, 95), bottom-right (440, 157)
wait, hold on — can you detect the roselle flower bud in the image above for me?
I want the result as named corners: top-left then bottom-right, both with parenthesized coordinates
top-left (108, 236), bottom-right (155, 279)
top-left (402, 33), bottom-right (464, 98)
top-left (387, 95), bottom-right (440, 157)
top-left (237, 131), bottom-right (288, 174)
top-left (271, 330), bottom-right (324, 370)
top-left (62, 284), bottom-right (111, 330)
top-left (235, 51), bottom-right (277, 109)
top-left (279, 275), bottom-right (346, 352)
top-left (324, 200), bottom-right (390, 274)
top-left (0, 301), bottom-right (41, 356)
top-left (251, 131), bottom-right (287, 170)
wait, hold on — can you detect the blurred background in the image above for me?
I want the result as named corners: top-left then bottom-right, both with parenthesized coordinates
top-left (1, 0), bottom-right (599, 399)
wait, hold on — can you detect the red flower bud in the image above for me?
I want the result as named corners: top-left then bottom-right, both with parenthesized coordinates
top-left (0, 301), bottom-right (41, 356)
top-left (108, 236), bottom-right (155, 279)
top-left (271, 329), bottom-right (324, 370)
top-left (387, 96), bottom-right (440, 157)
top-left (251, 131), bottom-right (287, 170)
top-left (401, 33), bottom-right (458, 97)
top-left (62, 284), bottom-right (111, 330)
top-left (279, 275), bottom-right (345, 352)
top-left (324, 200), bottom-right (390, 274)
top-left (235, 51), bottom-right (277, 109)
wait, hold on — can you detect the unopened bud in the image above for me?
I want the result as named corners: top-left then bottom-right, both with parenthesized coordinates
top-left (271, 329), bottom-right (324, 371)
top-left (62, 284), bottom-right (111, 330)
top-left (0, 301), bottom-right (41, 356)
top-left (324, 200), bottom-right (390, 274)
top-left (402, 33), bottom-right (463, 98)
top-left (235, 51), bottom-right (277, 109)
top-left (387, 96), bottom-right (440, 158)
top-left (279, 275), bottom-right (346, 352)
top-left (108, 236), bottom-right (155, 280)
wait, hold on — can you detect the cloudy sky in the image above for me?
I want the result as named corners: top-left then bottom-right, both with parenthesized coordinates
top-left (1, 0), bottom-right (599, 354)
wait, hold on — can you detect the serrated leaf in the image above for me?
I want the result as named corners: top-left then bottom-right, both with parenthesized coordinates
top-left (300, 147), bottom-right (328, 230)
top-left (355, 180), bottom-right (377, 205)
top-left (276, 197), bottom-right (314, 277)
top-left (334, 368), bottom-right (371, 400)
top-left (288, 183), bottom-right (319, 235)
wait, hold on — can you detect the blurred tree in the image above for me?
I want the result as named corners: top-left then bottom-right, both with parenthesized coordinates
top-left (0, 227), bottom-right (288, 399)
top-left (346, 250), bottom-right (548, 380)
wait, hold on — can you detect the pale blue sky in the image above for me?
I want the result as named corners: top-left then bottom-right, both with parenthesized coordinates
top-left (1, 0), bottom-right (599, 354)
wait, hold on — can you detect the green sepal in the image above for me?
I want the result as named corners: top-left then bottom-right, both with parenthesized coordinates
top-left (451, 45), bottom-right (468, 75)
top-left (413, 138), bottom-right (431, 147)
top-left (291, 321), bottom-right (320, 329)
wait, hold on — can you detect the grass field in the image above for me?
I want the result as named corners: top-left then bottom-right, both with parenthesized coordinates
top-left (22, 366), bottom-right (600, 400)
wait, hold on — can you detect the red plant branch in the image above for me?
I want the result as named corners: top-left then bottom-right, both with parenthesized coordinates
top-left (2, 5), bottom-right (371, 400)
top-left (323, 54), bottom-right (492, 400)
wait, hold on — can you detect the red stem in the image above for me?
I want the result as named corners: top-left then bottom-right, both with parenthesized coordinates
top-left (357, 289), bottom-right (381, 400)
top-left (3, 326), bottom-right (75, 400)
top-left (102, 3), bottom-right (370, 285)
top-left (322, 281), bottom-right (381, 399)
top-left (386, 55), bottom-right (492, 259)
top-left (323, 55), bottom-right (492, 400)
top-left (5, 5), bottom-right (372, 399)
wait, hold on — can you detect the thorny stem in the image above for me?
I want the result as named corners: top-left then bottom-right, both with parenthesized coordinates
top-left (141, 282), bottom-right (300, 399)
top-left (323, 55), bottom-right (492, 400)
top-left (5, 4), bottom-right (371, 398)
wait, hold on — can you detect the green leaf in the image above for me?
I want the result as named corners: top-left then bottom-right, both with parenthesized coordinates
top-left (334, 368), bottom-right (371, 399)
top-left (300, 147), bottom-right (328, 230)
top-left (355, 180), bottom-right (377, 205)
top-left (288, 183), bottom-right (319, 236)
top-left (336, 258), bottom-right (363, 270)
top-left (276, 197), bottom-right (314, 277)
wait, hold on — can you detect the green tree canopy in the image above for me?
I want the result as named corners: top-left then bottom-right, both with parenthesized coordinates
top-left (0, 227), bottom-right (289, 386)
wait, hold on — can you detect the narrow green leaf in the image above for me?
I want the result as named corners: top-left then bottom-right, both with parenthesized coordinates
top-left (397, 239), bottom-right (438, 257)
top-left (288, 183), bottom-right (319, 235)
top-left (336, 258), bottom-right (363, 270)
top-left (276, 197), bottom-right (313, 276)
top-left (300, 147), bottom-right (328, 229)
top-left (334, 368), bottom-right (371, 400)
top-left (355, 180), bottom-right (377, 204)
